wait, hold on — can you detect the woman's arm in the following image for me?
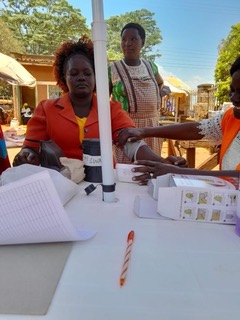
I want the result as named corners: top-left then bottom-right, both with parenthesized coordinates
top-left (117, 122), bottom-right (204, 145)
top-left (155, 71), bottom-right (164, 88)
top-left (131, 159), bottom-right (240, 184)
top-left (122, 141), bottom-right (187, 168)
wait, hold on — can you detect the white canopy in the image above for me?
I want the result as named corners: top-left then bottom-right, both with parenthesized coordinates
top-left (0, 52), bottom-right (36, 87)
top-left (167, 75), bottom-right (192, 92)
top-left (164, 79), bottom-right (189, 95)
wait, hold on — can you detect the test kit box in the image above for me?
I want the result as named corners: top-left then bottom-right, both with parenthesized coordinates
top-left (148, 174), bottom-right (239, 224)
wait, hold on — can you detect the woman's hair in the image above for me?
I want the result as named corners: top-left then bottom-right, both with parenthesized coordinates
top-left (230, 56), bottom-right (240, 76)
top-left (121, 22), bottom-right (146, 42)
top-left (53, 36), bottom-right (95, 93)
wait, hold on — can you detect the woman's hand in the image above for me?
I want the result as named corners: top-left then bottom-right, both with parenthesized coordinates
top-left (130, 157), bottom-right (188, 185)
top-left (131, 160), bottom-right (181, 184)
top-left (164, 155), bottom-right (188, 167)
top-left (117, 128), bottom-right (145, 146)
top-left (13, 148), bottom-right (40, 166)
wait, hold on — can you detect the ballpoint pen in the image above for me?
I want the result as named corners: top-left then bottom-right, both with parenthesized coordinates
top-left (119, 230), bottom-right (135, 286)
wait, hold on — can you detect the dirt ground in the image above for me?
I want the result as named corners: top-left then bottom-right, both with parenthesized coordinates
top-left (161, 139), bottom-right (219, 171)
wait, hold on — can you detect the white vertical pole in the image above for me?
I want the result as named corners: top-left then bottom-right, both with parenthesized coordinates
top-left (91, 0), bottom-right (116, 202)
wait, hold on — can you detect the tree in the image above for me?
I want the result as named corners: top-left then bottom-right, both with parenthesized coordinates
top-left (0, 19), bottom-right (24, 99)
top-left (0, 19), bottom-right (24, 55)
top-left (0, 0), bottom-right (90, 55)
top-left (106, 9), bottom-right (162, 62)
top-left (215, 23), bottom-right (240, 104)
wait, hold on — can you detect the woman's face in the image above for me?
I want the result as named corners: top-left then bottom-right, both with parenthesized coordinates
top-left (65, 54), bottom-right (95, 97)
top-left (230, 69), bottom-right (240, 119)
top-left (121, 28), bottom-right (144, 59)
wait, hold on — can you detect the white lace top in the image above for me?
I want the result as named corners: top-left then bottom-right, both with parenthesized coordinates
top-left (197, 112), bottom-right (223, 145)
top-left (197, 111), bottom-right (240, 169)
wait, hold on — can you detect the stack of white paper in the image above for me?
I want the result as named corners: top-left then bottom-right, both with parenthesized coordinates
top-left (0, 171), bottom-right (95, 245)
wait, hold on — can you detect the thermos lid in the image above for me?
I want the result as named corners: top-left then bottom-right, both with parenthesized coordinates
top-left (82, 138), bottom-right (100, 147)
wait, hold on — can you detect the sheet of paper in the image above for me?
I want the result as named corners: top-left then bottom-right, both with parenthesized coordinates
top-left (0, 171), bottom-right (95, 245)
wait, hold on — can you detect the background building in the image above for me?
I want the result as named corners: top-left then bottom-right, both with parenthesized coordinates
top-left (193, 83), bottom-right (215, 120)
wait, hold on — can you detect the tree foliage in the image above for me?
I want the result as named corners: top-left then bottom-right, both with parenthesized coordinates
top-left (0, 4), bottom-right (161, 99)
top-left (0, 19), bottom-right (24, 98)
top-left (106, 9), bottom-right (162, 62)
top-left (0, 0), bottom-right (90, 55)
top-left (0, 19), bottom-right (24, 55)
top-left (215, 23), bottom-right (240, 104)
top-left (0, 3), bottom-right (161, 60)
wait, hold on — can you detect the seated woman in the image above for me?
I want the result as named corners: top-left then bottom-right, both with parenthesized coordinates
top-left (117, 55), bottom-right (240, 182)
top-left (13, 36), bottom-right (185, 172)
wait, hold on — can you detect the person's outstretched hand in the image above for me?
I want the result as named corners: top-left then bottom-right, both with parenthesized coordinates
top-left (130, 157), bottom-right (188, 185)
top-left (164, 155), bottom-right (188, 167)
top-left (117, 128), bottom-right (145, 146)
top-left (13, 148), bottom-right (40, 166)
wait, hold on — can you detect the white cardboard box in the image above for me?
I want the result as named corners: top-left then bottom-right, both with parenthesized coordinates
top-left (148, 174), bottom-right (239, 224)
top-left (115, 163), bottom-right (142, 183)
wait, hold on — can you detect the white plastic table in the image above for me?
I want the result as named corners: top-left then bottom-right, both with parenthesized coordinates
top-left (1, 180), bottom-right (240, 320)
